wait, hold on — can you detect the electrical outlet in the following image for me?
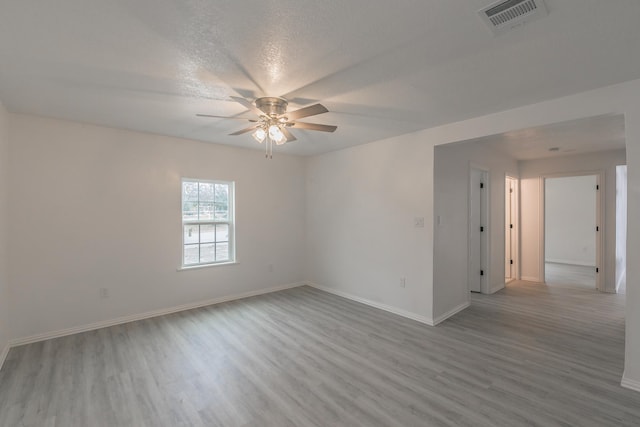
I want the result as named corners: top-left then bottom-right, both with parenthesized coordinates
top-left (99, 288), bottom-right (109, 299)
top-left (400, 277), bottom-right (406, 288)
top-left (414, 217), bottom-right (425, 228)
top-left (268, 264), bottom-right (274, 273)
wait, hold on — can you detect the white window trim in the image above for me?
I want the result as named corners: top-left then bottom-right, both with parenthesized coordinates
top-left (181, 178), bottom-right (236, 268)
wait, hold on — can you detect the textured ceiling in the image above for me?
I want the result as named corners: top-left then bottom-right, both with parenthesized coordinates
top-left (1, 0), bottom-right (640, 155)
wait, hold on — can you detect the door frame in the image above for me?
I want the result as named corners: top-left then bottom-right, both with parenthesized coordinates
top-left (468, 164), bottom-right (490, 294)
top-left (505, 174), bottom-right (519, 284)
top-left (540, 170), bottom-right (604, 291)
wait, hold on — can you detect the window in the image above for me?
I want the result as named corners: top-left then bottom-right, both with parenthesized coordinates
top-left (181, 179), bottom-right (235, 267)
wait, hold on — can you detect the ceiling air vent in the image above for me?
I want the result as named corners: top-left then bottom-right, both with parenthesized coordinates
top-left (479, 0), bottom-right (548, 35)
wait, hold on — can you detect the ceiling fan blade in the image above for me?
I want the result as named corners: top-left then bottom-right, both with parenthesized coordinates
top-left (281, 127), bottom-right (297, 142)
top-left (229, 124), bottom-right (260, 136)
top-left (289, 122), bottom-right (337, 132)
top-left (285, 104), bottom-right (329, 120)
top-left (229, 96), bottom-right (265, 116)
top-left (197, 114), bottom-right (256, 121)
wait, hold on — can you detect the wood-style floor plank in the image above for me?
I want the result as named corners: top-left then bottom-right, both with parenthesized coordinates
top-left (1, 282), bottom-right (639, 426)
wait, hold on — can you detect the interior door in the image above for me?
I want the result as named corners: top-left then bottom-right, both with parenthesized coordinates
top-left (505, 177), bottom-right (515, 281)
top-left (469, 168), bottom-right (484, 293)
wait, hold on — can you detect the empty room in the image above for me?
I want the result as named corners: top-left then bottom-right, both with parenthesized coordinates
top-left (1, 1), bottom-right (640, 426)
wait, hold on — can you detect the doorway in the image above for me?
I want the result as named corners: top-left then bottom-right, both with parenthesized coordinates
top-left (505, 176), bottom-right (518, 283)
top-left (543, 174), bottom-right (600, 290)
top-left (469, 167), bottom-right (489, 293)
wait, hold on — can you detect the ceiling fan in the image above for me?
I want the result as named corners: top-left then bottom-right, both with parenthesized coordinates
top-left (197, 96), bottom-right (337, 158)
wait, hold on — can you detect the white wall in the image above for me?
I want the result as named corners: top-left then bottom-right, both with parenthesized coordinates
top-left (519, 150), bottom-right (625, 290)
top-left (545, 175), bottom-right (597, 266)
top-left (433, 140), bottom-right (518, 314)
top-left (0, 103), bottom-right (10, 359)
top-left (8, 114), bottom-right (306, 340)
top-left (305, 135), bottom-right (435, 323)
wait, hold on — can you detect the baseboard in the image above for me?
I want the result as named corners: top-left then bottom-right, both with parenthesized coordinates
top-left (9, 282), bottom-right (304, 348)
top-left (433, 301), bottom-right (470, 326)
top-left (621, 374), bottom-right (640, 393)
top-left (306, 282), bottom-right (435, 326)
top-left (0, 343), bottom-right (9, 371)
top-left (520, 276), bottom-right (540, 283)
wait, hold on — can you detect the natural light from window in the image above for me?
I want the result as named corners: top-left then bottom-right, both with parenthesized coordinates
top-left (181, 179), bottom-right (235, 267)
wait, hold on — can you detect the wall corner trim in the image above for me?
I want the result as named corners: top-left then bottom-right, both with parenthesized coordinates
top-left (490, 284), bottom-right (505, 294)
top-left (0, 344), bottom-right (9, 371)
top-left (433, 301), bottom-right (471, 326)
top-left (6, 282), bottom-right (305, 349)
top-left (621, 374), bottom-right (640, 393)
top-left (305, 282), bottom-right (435, 326)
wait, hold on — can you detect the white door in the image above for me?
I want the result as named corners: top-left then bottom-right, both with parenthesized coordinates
top-left (469, 168), bottom-right (487, 293)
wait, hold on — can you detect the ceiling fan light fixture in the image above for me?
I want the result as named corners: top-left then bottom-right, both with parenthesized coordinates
top-left (268, 124), bottom-right (285, 144)
top-left (252, 127), bottom-right (266, 143)
top-left (200, 95), bottom-right (336, 158)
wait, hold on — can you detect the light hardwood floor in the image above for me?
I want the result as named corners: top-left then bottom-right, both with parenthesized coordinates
top-left (1, 282), bottom-right (639, 426)
top-left (545, 262), bottom-right (596, 289)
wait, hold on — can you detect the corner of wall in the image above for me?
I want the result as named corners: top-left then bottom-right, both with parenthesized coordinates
top-left (0, 101), bottom-right (11, 369)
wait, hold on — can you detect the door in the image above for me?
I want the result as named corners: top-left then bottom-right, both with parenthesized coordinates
top-left (505, 176), bottom-right (517, 282)
top-left (469, 168), bottom-right (488, 293)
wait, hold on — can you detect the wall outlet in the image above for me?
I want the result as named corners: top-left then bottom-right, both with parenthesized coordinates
top-left (414, 217), bottom-right (425, 228)
top-left (400, 277), bottom-right (406, 288)
top-left (99, 288), bottom-right (109, 299)
top-left (268, 264), bottom-right (274, 273)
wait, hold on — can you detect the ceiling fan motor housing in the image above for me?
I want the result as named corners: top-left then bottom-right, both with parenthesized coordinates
top-left (255, 97), bottom-right (288, 117)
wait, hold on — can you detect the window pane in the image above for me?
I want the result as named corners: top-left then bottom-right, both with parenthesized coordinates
top-left (182, 201), bottom-right (198, 221)
top-left (215, 184), bottom-right (228, 203)
top-left (199, 202), bottom-right (214, 220)
top-left (215, 224), bottom-right (229, 242)
top-left (183, 181), bottom-right (198, 201)
top-left (184, 244), bottom-right (199, 265)
top-left (214, 202), bottom-right (228, 220)
top-left (182, 179), bottom-right (234, 267)
top-left (215, 242), bottom-right (229, 261)
top-left (184, 225), bottom-right (199, 244)
top-left (200, 243), bottom-right (215, 263)
top-left (200, 224), bottom-right (215, 243)
top-left (199, 182), bottom-right (215, 202)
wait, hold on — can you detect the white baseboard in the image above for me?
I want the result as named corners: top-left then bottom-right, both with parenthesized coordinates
top-left (306, 282), bottom-right (435, 326)
top-left (621, 374), bottom-right (640, 393)
top-left (8, 282), bottom-right (304, 348)
top-left (520, 276), bottom-right (541, 283)
top-left (433, 301), bottom-right (470, 326)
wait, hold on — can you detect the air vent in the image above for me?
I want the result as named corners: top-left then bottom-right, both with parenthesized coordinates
top-left (479, 0), bottom-right (548, 35)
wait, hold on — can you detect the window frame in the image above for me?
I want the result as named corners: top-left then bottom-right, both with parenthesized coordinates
top-left (181, 178), bottom-right (236, 268)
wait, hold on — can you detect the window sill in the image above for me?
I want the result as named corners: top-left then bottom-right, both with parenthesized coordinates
top-left (177, 261), bottom-right (239, 272)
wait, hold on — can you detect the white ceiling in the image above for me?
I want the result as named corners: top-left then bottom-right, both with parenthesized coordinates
top-left (1, 0), bottom-right (639, 156)
top-left (444, 114), bottom-right (626, 160)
